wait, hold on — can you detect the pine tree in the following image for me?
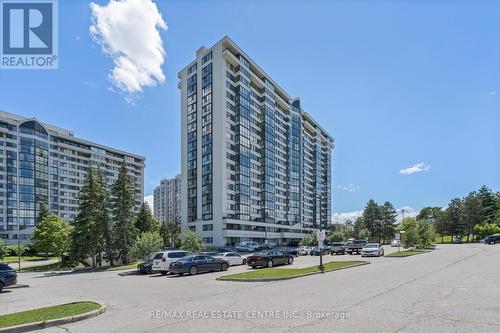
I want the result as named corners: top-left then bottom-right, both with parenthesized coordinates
top-left (362, 200), bottom-right (381, 242)
top-left (462, 191), bottom-right (483, 242)
top-left (110, 163), bottom-right (137, 264)
top-left (379, 201), bottom-right (397, 243)
top-left (36, 203), bottom-right (50, 226)
top-left (477, 186), bottom-right (497, 224)
top-left (95, 169), bottom-right (114, 266)
top-left (135, 202), bottom-right (159, 234)
top-left (70, 167), bottom-right (102, 267)
top-left (445, 198), bottom-right (465, 239)
top-left (160, 220), bottom-right (180, 248)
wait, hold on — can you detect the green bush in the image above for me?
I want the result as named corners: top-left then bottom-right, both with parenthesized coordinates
top-left (180, 230), bottom-right (206, 253)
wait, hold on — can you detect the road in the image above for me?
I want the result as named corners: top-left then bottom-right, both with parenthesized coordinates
top-left (2, 244), bottom-right (499, 333)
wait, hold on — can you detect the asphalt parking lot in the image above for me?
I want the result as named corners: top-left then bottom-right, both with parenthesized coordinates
top-left (2, 244), bottom-right (499, 333)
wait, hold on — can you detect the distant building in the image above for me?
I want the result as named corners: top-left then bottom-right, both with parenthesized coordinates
top-left (0, 111), bottom-right (145, 245)
top-left (178, 37), bottom-right (334, 247)
top-left (153, 174), bottom-right (181, 224)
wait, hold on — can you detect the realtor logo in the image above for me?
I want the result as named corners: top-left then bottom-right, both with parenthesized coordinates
top-left (1, 0), bottom-right (58, 69)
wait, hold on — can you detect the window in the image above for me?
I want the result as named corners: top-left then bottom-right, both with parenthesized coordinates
top-left (202, 224), bottom-right (213, 231)
top-left (203, 237), bottom-right (213, 244)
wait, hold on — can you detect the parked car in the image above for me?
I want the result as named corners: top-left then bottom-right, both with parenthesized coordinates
top-left (196, 252), bottom-right (219, 257)
top-left (0, 263), bottom-right (17, 292)
top-left (169, 255), bottom-right (229, 275)
top-left (330, 242), bottom-right (346, 255)
top-left (297, 246), bottom-right (312, 255)
top-left (247, 250), bottom-right (294, 268)
top-left (217, 246), bottom-right (234, 252)
top-left (236, 241), bottom-right (260, 252)
top-left (391, 239), bottom-right (401, 247)
top-left (310, 247), bottom-right (330, 256)
top-left (283, 247), bottom-right (299, 257)
top-left (361, 243), bottom-right (384, 257)
top-left (346, 240), bottom-right (367, 255)
top-left (137, 261), bottom-right (154, 274)
top-left (213, 252), bottom-right (247, 266)
top-left (257, 244), bottom-right (274, 251)
top-left (152, 250), bottom-right (194, 275)
top-left (452, 237), bottom-right (463, 244)
top-left (484, 235), bottom-right (500, 245)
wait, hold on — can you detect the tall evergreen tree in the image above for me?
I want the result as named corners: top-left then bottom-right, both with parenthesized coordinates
top-left (95, 169), bottom-right (114, 266)
top-left (477, 185), bottom-right (497, 224)
top-left (379, 201), bottom-right (398, 243)
top-left (70, 167), bottom-right (103, 267)
top-left (416, 207), bottom-right (443, 224)
top-left (110, 163), bottom-right (137, 264)
top-left (445, 198), bottom-right (465, 239)
top-left (135, 202), bottom-right (159, 234)
top-left (36, 203), bottom-right (50, 226)
top-left (362, 200), bottom-right (381, 242)
top-left (462, 191), bottom-right (483, 242)
top-left (160, 220), bottom-right (180, 248)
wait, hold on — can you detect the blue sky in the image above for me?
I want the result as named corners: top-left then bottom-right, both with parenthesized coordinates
top-left (1, 0), bottom-right (499, 219)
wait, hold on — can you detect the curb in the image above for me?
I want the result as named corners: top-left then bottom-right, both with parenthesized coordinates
top-left (216, 261), bottom-right (370, 282)
top-left (0, 301), bottom-right (107, 333)
top-left (4, 284), bottom-right (29, 289)
top-left (117, 270), bottom-right (140, 277)
top-left (386, 251), bottom-right (430, 258)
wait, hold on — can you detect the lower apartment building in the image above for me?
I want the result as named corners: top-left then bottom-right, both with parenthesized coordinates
top-left (0, 111), bottom-right (145, 245)
top-left (179, 37), bottom-right (334, 247)
top-left (153, 174), bottom-right (181, 224)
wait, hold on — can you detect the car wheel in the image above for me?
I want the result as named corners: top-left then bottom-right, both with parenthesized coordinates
top-left (221, 263), bottom-right (229, 271)
top-left (189, 266), bottom-right (198, 275)
top-left (242, 259), bottom-right (247, 265)
top-left (267, 260), bottom-right (273, 268)
top-left (489, 241), bottom-right (495, 245)
top-left (288, 257), bottom-right (293, 265)
top-left (160, 271), bottom-right (168, 275)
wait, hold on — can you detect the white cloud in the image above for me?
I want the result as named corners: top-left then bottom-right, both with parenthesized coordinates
top-left (488, 91), bottom-right (497, 95)
top-left (144, 194), bottom-right (154, 208)
top-left (336, 184), bottom-right (360, 192)
top-left (397, 206), bottom-right (418, 222)
top-left (399, 162), bottom-right (430, 175)
top-left (89, 0), bottom-right (167, 100)
top-left (331, 210), bottom-right (363, 224)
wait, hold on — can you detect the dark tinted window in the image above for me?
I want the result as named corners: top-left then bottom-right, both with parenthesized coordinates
top-left (153, 252), bottom-right (164, 260)
top-left (0, 263), bottom-right (12, 270)
top-left (168, 252), bottom-right (187, 258)
top-left (193, 256), bottom-right (206, 260)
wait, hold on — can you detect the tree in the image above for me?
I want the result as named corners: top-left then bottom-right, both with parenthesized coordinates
top-left (0, 243), bottom-right (7, 262)
top-left (135, 202), bottom-right (159, 234)
top-left (358, 228), bottom-right (370, 241)
top-left (445, 198), bottom-right (466, 239)
top-left (95, 170), bottom-right (114, 266)
top-left (31, 214), bottom-right (72, 262)
top-left (399, 217), bottom-right (419, 248)
top-left (362, 200), bottom-right (381, 242)
top-left (379, 201), bottom-right (397, 243)
top-left (416, 207), bottom-right (443, 224)
top-left (353, 217), bottom-right (364, 239)
top-left (342, 219), bottom-right (354, 240)
top-left (160, 220), bottom-right (180, 248)
top-left (416, 219), bottom-right (435, 248)
top-left (462, 191), bottom-right (483, 242)
top-left (36, 203), bottom-right (50, 225)
top-left (180, 229), bottom-right (205, 253)
top-left (328, 231), bottom-right (344, 243)
top-left (70, 167), bottom-right (103, 267)
top-left (131, 231), bottom-right (163, 261)
top-left (299, 232), bottom-right (317, 246)
top-left (110, 163), bottom-right (137, 264)
top-left (474, 223), bottom-right (500, 239)
top-left (477, 185), bottom-right (497, 224)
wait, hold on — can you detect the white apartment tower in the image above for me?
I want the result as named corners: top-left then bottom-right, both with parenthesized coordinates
top-left (179, 37), bottom-right (333, 247)
top-left (0, 111), bottom-right (145, 245)
top-left (153, 174), bottom-right (181, 224)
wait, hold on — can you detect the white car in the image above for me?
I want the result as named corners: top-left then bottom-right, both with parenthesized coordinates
top-left (361, 243), bottom-right (384, 257)
top-left (152, 250), bottom-right (193, 275)
top-left (214, 252), bottom-right (247, 266)
top-left (297, 246), bottom-right (312, 255)
top-left (391, 240), bottom-right (401, 247)
top-left (236, 241), bottom-right (260, 252)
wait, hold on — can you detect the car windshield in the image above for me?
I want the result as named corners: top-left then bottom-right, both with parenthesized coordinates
top-left (0, 263), bottom-right (12, 270)
top-left (365, 244), bottom-right (379, 248)
top-left (254, 251), bottom-right (270, 256)
top-left (180, 256), bottom-right (193, 261)
top-left (168, 252), bottom-right (188, 258)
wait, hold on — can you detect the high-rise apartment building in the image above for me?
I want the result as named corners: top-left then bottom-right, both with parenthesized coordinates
top-left (179, 37), bottom-right (333, 246)
top-left (153, 174), bottom-right (181, 224)
top-left (0, 111), bottom-right (145, 245)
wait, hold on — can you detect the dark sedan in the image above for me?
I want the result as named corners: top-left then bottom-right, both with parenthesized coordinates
top-left (310, 247), bottom-right (330, 256)
top-left (0, 263), bottom-right (17, 292)
top-left (247, 250), bottom-right (294, 268)
top-left (169, 255), bottom-right (229, 275)
top-left (484, 235), bottom-right (500, 245)
top-left (137, 261), bottom-right (154, 274)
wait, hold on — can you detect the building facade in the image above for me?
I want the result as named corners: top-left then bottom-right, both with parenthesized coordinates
top-left (153, 174), bottom-right (181, 224)
top-left (0, 111), bottom-right (145, 245)
top-left (179, 37), bottom-right (334, 247)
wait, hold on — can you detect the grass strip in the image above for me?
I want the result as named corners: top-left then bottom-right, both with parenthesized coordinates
top-left (386, 249), bottom-right (428, 257)
top-left (0, 302), bottom-right (101, 328)
top-left (219, 261), bottom-right (366, 281)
